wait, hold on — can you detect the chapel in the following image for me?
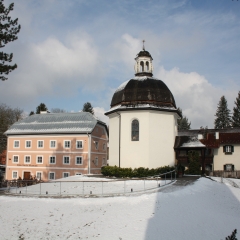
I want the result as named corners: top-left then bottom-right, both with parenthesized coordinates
top-left (105, 44), bottom-right (181, 168)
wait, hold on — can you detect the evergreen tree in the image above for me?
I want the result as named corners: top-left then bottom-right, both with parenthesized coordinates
top-left (0, 0), bottom-right (21, 81)
top-left (232, 91), bottom-right (240, 127)
top-left (177, 108), bottom-right (191, 130)
top-left (82, 102), bottom-right (94, 115)
top-left (36, 103), bottom-right (48, 114)
top-left (29, 111), bottom-right (34, 116)
top-left (214, 96), bottom-right (231, 129)
top-left (226, 229), bottom-right (237, 240)
top-left (188, 151), bottom-right (201, 175)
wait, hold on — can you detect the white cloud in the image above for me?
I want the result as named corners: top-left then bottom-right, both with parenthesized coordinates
top-left (156, 67), bottom-right (238, 129)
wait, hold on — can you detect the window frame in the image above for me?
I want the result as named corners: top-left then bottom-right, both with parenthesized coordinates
top-left (14, 140), bottom-right (20, 148)
top-left (13, 155), bottom-right (19, 163)
top-left (37, 140), bottom-right (44, 148)
top-left (64, 140), bottom-right (71, 149)
top-left (63, 156), bottom-right (70, 165)
top-left (95, 141), bottom-right (99, 150)
top-left (49, 156), bottom-right (56, 164)
top-left (95, 157), bottom-right (98, 166)
top-left (12, 171), bottom-right (18, 179)
top-left (24, 155), bottom-right (31, 164)
top-left (223, 145), bottom-right (234, 154)
top-left (75, 156), bottom-right (83, 165)
top-left (131, 119), bottom-right (139, 141)
top-left (63, 172), bottom-right (70, 178)
top-left (103, 143), bottom-right (106, 151)
top-left (36, 171), bottom-right (43, 180)
top-left (50, 140), bottom-right (56, 149)
top-left (25, 140), bottom-right (32, 148)
top-left (36, 155), bottom-right (43, 164)
top-left (76, 140), bottom-right (83, 149)
top-left (49, 172), bottom-right (55, 180)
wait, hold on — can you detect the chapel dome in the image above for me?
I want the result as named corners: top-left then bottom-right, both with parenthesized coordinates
top-left (110, 76), bottom-right (176, 108)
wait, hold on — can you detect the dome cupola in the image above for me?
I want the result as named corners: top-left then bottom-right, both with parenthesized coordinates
top-left (134, 40), bottom-right (153, 77)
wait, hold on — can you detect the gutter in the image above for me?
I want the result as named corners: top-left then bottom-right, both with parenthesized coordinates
top-left (116, 112), bottom-right (121, 168)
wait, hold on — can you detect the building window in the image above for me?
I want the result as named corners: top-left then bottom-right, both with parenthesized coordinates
top-left (102, 158), bottom-right (106, 166)
top-left (94, 157), bottom-right (98, 166)
top-left (131, 119), bottom-right (139, 141)
top-left (223, 145), bottom-right (234, 154)
top-left (14, 140), bottom-right (20, 148)
top-left (37, 156), bottom-right (43, 164)
top-left (36, 172), bottom-right (42, 180)
top-left (75, 156), bottom-right (82, 165)
top-left (76, 140), bottom-right (83, 149)
top-left (64, 140), bottom-right (71, 148)
top-left (49, 156), bottom-right (56, 164)
top-left (25, 140), bottom-right (31, 148)
top-left (103, 143), bottom-right (106, 151)
top-left (49, 172), bottom-right (55, 180)
top-left (95, 141), bottom-right (98, 150)
top-left (13, 156), bottom-right (19, 163)
top-left (38, 140), bottom-right (44, 148)
top-left (12, 171), bottom-right (18, 179)
top-left (50, 140), bottom-right (56, 148)
top-left (63, 172), bottom-right (69, 178)
top-left (25, 156), bottom-right (31, 164)
top-left (63, 156), bottom-right (70, 164)
top-left (224, 164), bottom-right (234, 171)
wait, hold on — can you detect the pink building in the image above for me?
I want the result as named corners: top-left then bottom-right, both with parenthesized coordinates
top-left (5, 112), bottom-right (108, 181)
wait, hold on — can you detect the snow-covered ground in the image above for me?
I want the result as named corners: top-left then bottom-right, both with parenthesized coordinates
top-left (7, 175), bottom-right (172, 196)
top-left (0, 177), bottom-right (240, 240)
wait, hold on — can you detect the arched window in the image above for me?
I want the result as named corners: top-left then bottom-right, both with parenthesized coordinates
top-left (146, 61), bottom-right (149, 71)
top-left (131, 119), bottom-right (139, 141)
top-left (140, 61), bottom-right (144, 72)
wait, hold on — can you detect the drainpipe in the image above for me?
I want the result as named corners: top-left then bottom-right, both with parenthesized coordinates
top-left (116, 112), bottom-right (121, 168)
top-left (88, 133), bottom-right (92, 174)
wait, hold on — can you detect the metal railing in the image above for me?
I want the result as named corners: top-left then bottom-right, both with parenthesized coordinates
top-left (2, 170), bottom-right (176, 197)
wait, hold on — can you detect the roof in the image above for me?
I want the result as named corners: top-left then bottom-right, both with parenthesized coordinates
top-left (135, 50), bottom-right (153, 59)
top-left (175, 128), bottom-right (240, 149)
top-left (174, 136), bottom-right (206, 149)
top-left (110, 76), bottom-right (177, 109)
top-left (4, 112), bottom-right (107, 135)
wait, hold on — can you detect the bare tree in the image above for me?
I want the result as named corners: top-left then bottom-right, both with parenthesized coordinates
top-left (0, 103), bottom-right (23, 153)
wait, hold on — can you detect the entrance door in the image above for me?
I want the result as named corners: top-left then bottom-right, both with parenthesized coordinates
top-left (23, 172), bottom-right (31, 180)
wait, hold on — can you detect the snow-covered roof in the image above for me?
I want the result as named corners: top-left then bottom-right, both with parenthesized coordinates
top-left (5, 112), bottom-right (106, 135)
top-left (105, 103), bottom-right (178, 115)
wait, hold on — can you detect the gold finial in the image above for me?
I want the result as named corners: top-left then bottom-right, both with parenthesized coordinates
top-left (142, 40), bottom-right (145, 51)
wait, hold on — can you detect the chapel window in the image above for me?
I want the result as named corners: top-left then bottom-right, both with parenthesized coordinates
top-left (132, 119), bottom-right (139, 141)
top-left (146, 61), bottom-right (149, 71)
top-left (140, 61), bottom-right (144, 72)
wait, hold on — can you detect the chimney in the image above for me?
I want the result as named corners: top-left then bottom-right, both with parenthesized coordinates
top-left (215, 132), bottom-right (219, 140)
top-left (198, 134), bottom-right (203, 140)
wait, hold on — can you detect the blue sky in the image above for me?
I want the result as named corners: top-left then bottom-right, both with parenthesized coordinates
top-left (1, 0), bottom-right (240, 128)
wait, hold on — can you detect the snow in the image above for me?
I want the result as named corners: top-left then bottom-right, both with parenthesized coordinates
top-left (0, 177), bottom-right (240, 239)
top-left (181, 136), bottom-right (205, 148)
top-left (8, 175), bottom-right (171, 196)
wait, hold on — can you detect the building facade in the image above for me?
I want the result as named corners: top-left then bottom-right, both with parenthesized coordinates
top-left (175, 128), bottom-right (240, 174)
top-left (105, 47), bottom-right (181, 168)
top-left (5, 112), bottom-right (108, 180)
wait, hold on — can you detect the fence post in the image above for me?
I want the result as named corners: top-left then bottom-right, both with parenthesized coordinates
top-left (82, 181), bottom-right (84, 196)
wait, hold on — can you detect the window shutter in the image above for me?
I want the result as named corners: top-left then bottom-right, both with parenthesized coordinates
top-left (224, 165), bottom-right (226, 171)
top-left (232, 165), bottom-right (235, 171)
top-left (231, 146), bottom-right (234, 152)
top-left (223, 146), bottom-right (226, 152)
